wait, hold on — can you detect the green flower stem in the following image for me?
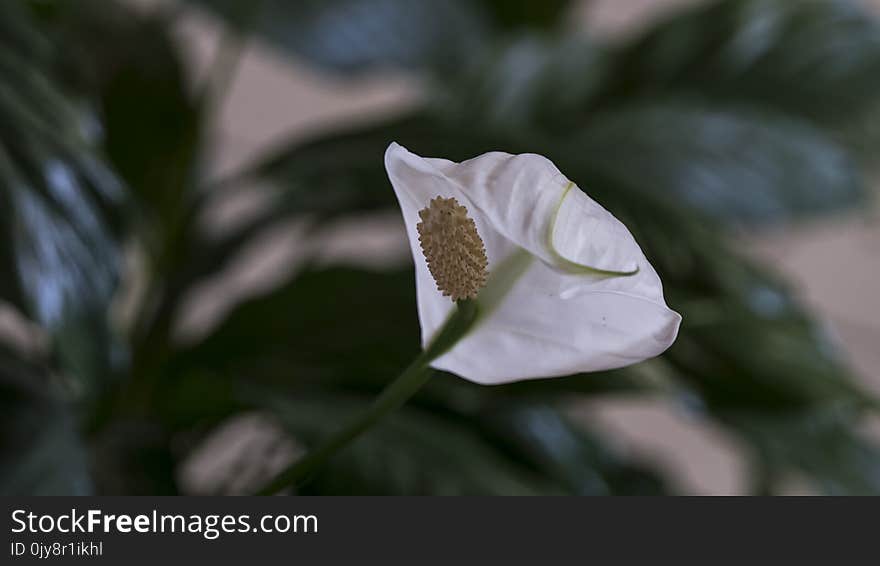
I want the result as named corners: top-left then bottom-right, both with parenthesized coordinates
top-left (254, 299), bottom-right (479, 495)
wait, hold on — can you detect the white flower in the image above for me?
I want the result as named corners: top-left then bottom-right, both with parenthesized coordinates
top-left (385, 142), bottom-right (681, 384)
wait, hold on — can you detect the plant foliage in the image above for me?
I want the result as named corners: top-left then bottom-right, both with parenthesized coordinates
top-left (1, 0), bottom-right (879, 494)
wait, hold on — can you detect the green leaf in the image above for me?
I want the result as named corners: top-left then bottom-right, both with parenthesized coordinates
top-left (37, 0), bottom-right (203, 243)
top-left (88, 418), bottom-right (179, 495)
top-left (574, 103), bottom-right (865, 225)
top-left (187, 0), bottom-right (574, 74)
top-left (667, 313), bottom-right (869, 411)
top-left (258, 392), bottom-right (560, 495)
top-left (0, 345), bottom-right (92, 495)
top-left (440, 33), bottom-right (868, 224)
top-left (481, 404), bottom-right (669, 495)
top-left (187, 0), bottom-right (488, 73)
top-left (239, 378), bottom-right (664, 494)
top-left (250, 113), bottom-right (511, 197)
top-left (724, 406), bottom-right (880, 495)
top-left (243, 97), bottom-right (865, 234)
top-left (443, 36), bottom-right (609, 133)
top-left (172, 262), bottom-right (652, 407)
top-left (593, 0), bottom-right (880, 132)
top-left (167, 263), bottom-right (664, 494)
top-left (173, 266), bottom-right (421, 387)
top-left (478, 0), bottom-right (574, 32)
top-left (27, 1), bottom-right (207, 407)
top-left (0, 1), bottom-right (127, 392)
top-left (180, 114), bottom-right (509, 293)
top-left (166, 266), bottom-right (477, 419)
top-left (225, 111), bottom-right (521, 228)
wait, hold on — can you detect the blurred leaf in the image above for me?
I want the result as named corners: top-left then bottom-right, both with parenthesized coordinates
top-left (0, 345), bottom-right (92, 495)
top-left (31, 1), bottom-right (208, 415)
top-left (250, 113), bottom-right (506, 201)
top-left (725, 406), bottom-right (880, 495)
top-left (89, 418), bottom-right (179, 495)
top-left (480, 0), bottom-right (573, 31)
top-left (592, 0), bottom-right (880, 136)
top-left (481, 404), bottom-right (669, 494)
top-left (0, 237), bottom-right (26, 311)
top-left (37, 0), bottom-right (203, 248)
top-left (167, 262), bottom-right (664, 495)
top-left (570, 148), bottom-right (880, 492)
top-left (444, 32), bottom-right (868, 224)
top-left (174, 266), bottom-right (421, 386)
top-left (0, 1), bottom-right (127, 392)
top-left (173, 264), bottom-right (650, 406)
top-left (243, 97), bottom-right (864, 238)
top-left (246, 113), bottom-right (517, 223)
top-left (574, 103), bottom-right (865, 225)
top-left (175, 113), bottom-right (508, 296)
top-left (188, 0), bottom-right (487, 73)
top-left (443, 36), bottom-right (609, 132)
top-left (667, 314), bottom-right (869, 410)
top-left (262, 392), bottom-right (558, 495)
top-left (187, 0), bottom-right (573, 74)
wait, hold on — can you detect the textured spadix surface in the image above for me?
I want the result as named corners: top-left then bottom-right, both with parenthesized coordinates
top-left (385, 143), bottom-right (681, 384)
top-left (417, 196), bottom-right (488, 301)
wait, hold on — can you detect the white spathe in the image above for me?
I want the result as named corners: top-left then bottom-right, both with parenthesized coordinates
top-left (385, 142), bottom-right (681, 384)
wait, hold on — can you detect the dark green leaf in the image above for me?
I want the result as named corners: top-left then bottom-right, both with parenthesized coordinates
top-left (259, 392), bottom-right (560, 495)
top-left (441, 32), bottom-right (868, 224)
top-left (161, 374), bottom-right (660, 495)
top-left (187, 0), bottom-right (574, 75)
top-left (187, 0), bottom-right (488, 73)
top-left (173, 266), bottom-right (421, 387)
top-left (479, 0), bottom-right (573, 31)
top-left (26, 1), bottom-right (207, 412)
top-left (593, 0), bottom-right (880, 133)
top-left (89, 419), bottom-right (179, 495)
top-left (245, 96), bottom-right (865, 234)
top-left (180, 113), bottom-right (510, 292)
top-left (251, 113), bottom-right (512, 197)
top-left (443, 36), bottom-right (609, 133)
top-left (164, 261), bottom-right (665, 494)
top-left (0, 345), bottom-right (92, 495)
top-left (481, 404), bottom-right (669, 494)
top-left (667, 313), bottom-right (869, 411)
top-left (172, 263), bottom-right (651, 406)
top-left (0, 1), bottom-right (127, 392)
top-left (38, 0), bottom-right (202, 241)
top-left (724, 406), bottom-right (880, 495)
top-left (575, 103), bottom-right (865, 224)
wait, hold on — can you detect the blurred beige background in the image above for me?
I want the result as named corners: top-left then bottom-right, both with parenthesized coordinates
top-left (141, 0), bottom-right (879, 494)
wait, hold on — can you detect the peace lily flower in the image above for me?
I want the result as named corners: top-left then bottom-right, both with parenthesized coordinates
top-left (385, 142), bottom-right (681, 384)
top-left (256, 143), bottom-right (681, 494)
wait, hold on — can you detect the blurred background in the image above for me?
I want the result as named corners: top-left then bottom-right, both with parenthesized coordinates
top-left (2, 0), bottom-right (879, 495)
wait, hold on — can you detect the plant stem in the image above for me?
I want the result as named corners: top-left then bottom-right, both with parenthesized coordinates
top-left (254, 299), bottom-right (479, 495)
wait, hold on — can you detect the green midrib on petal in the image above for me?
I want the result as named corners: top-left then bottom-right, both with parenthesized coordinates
top-left (548, 182), bottom-right (640, 278)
